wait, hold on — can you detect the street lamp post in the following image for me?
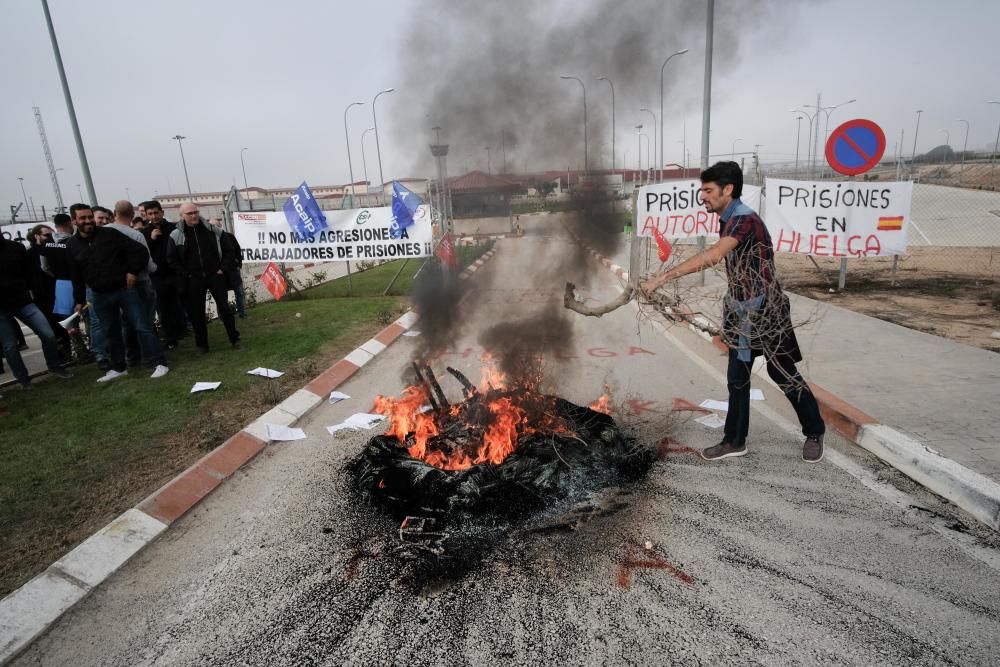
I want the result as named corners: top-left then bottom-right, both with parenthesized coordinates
top-left (343, 101), bottom-right (365, 208)
top-left (940, 129), bottom-right (950, 164)
top-left (956, 119), bottom-right (970, 185)
top-left (485, 146), bottom-right (492, 175)
top-left (240, 147), bottom-right (249, 194)
top-left (76, 184), bottom-right (83, 200)
top-left (640, 107), bottom-right (657, 180)
top-left (361, 127), bottom-right (375, 186)
top-left (372, 88), bottom-right (394, 197)
top-left (911, 109), bottom-right (923, 163)
top-left (659, 48), bottom-right (689, 181)
top-left (560, 75), bottom-right (588, 171)
top-left (55, 167), bottom-right (65, 211)
top-left (17, 178), bottom-right (31, 218)
top-left (596, 76), bottom-right (615, 173)
top-left (989, 101), bottom-right (1000, 187)
top-left (635, 125), bottom-right (643, 172)
top-left (171, 135), bottom-right (193, 198)
top-left (731, 137), bottom-right (743, 159)
top-left (794, 116), bottom-right (804, 177)
top-left (41, 0), bottom-right (96, 204)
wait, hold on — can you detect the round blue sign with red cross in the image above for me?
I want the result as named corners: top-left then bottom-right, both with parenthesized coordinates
top-left (825, 119), bottom-right (886, 176)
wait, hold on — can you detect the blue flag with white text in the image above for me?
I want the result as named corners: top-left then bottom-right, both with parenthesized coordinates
top-left (390, 181), bottom-right (422, 239)
top-left (283, 181), bottom-right (328, 238)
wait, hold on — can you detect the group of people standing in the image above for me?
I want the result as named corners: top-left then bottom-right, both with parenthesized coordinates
top-left (0, 199), bottom-right (247, 389)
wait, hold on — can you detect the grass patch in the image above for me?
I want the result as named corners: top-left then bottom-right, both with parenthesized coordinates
top-left (0, 245), bottom-right (496, 596)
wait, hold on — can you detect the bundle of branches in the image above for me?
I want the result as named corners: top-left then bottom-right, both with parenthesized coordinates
top-left (349, 396), bottom-right (653, 524)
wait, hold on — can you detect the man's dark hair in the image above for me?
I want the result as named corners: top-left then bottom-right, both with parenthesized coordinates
top-left (93, 205), bottom-right (113, 217)
top-left (700, 161), bottom-right (743, 198)
top-left (52, 212), bottom-right (71, 227)
top-left (69, 203), bottom-right (92, 220)
top-left (29, 224), bottom-right (52, 246)
top-left (141, 200), bottom-right (162, 212)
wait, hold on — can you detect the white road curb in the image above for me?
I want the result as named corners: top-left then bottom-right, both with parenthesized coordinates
top-left (858, 424), bottom-right (1000, 531)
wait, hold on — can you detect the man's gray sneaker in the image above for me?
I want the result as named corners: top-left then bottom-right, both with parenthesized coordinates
top-left (701, 441), bottom-right (747, 461)
top-left (803, 434), bottom-right (824, 463)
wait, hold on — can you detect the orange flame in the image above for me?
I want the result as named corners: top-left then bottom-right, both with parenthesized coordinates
top-left (590, 394), bottom-right (612, 414)
top-left (372, 361), bottom-right (582, 471)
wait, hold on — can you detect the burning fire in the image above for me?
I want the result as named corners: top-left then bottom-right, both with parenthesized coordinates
top-left (589, 393), bottom-right (612, 414)
top-left (372, 361), bottom-right (575, 471)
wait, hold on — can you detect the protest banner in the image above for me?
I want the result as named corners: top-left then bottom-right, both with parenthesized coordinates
top-left (0, 223), bottom-right (39, 247)
top-left (636, 179), bottom-right (762, 239)
top-left (435, 232), bottom-right (458, 269)
top-left (766, 178), bottom-right (912, 257)
top-left (232, 204), bottom-right (433, 264)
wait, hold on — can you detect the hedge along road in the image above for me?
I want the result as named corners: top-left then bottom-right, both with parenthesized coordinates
top-left (16, 215), bottom-right (1000, 666)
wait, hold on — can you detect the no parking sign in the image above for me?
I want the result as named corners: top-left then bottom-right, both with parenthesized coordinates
top-left (825, 119), bottom-right (886, 176)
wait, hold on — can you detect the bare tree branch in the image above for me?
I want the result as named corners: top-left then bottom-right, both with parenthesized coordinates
top-left (563, 282), bottom-right (634, 317)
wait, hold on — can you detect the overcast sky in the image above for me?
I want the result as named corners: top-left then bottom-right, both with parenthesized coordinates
top-left (2, 0), bottom-right (997, 217)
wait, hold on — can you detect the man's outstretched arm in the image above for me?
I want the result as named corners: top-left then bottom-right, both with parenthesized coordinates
top-left (640, 236), bottom-right (738, 293)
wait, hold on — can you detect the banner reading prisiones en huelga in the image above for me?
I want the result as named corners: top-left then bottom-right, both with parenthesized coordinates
top-left (765, 179), bottom-right (913, 257)
top-left (232, 205), bottom-right (433, 264)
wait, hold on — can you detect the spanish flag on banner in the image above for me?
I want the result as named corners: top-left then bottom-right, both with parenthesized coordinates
top-left (877, 216), bottom-right (904, 231)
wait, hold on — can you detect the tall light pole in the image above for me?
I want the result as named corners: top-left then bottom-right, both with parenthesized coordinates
top-left (560, 75), bottom-right (588, 172)
top-left (791, 108), bottom-right (819, 175)
top-left (956, 119), bottom-right (970, 184)
top-left (76, 184), bottom-right (83, 201)
top-left (171, 135), bottom-right (193, 198)
top-left (343, 101), bottom-right (365, 207)
top-left (372, 88), bottom-right (394, 194)
top-left (240, 147), bottom-right (250, 194)
top-left (596, 76), bottom-right (615, 173)
top-left (640, 107), bottom-right (657, 179)
top-left (700, 0), bottom-right (714, 172)
top-left (17, 178), bottom-right (31, 218)
top-left (55, 167), bottom-right (65, 211)
top-left (731, 137), bottom-right (743, 159)
top-left (41, 0), bottom-right (96, 204)
top-left (659, 48), bottom-right (688, 180)
top-left (635, 125), bottom-right (643, 171)
top-left (940, 129), bottom-right (950, 164)
top-left (485, 146), bottom-right (492, 175)
top-left (361, 127), bottom-right (375, 186)
top-left (794, 116), bottom-right (805, 177)
top-left (911, 109), bottom-right (923, 163)
top-left (988, 101), bottom-right (1000, 186)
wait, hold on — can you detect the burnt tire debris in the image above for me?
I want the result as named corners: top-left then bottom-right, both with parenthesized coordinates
top-left (349, 396), bottom-right (655, 563)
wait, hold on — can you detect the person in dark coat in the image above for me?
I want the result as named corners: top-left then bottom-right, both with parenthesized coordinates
top-left (141, 200), bottom-right (186, 347)
top-left (0, 237), bottom-right (73, 387)
top-left (640, 161), bottom-right (826, 463)
top-left (166, 203), bottom-right (240, 352)
top-left (208, 217), bottom-right (247, 318)
top-left (27, 223), bottom-right (71, 358)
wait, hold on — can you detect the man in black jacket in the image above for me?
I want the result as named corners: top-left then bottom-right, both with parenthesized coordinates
top-left (68, 205), bottom-right (169, 382)
top-left (208, 218), bottom-right (247, 319)
top-left (141, 200), bottom-right (185, 348)
top-left (0, 237), bottom-right (73, 388)
top-left (167, 203), bottom-right (240, 352)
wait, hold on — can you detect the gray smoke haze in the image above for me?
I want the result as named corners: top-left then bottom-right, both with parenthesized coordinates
top-left (389, 0), bottom-right (781, 175)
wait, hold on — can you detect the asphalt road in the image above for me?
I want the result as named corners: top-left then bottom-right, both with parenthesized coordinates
top-left (14, 215), bottom-right (1000, 666)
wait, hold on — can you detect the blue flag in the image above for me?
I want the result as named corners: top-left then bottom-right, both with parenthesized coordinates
top-left (390, 181), bottom-right (422, 239)
top-left (283, 182), bottom-right (328, 238)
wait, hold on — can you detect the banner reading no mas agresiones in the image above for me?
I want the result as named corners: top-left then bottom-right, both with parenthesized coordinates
top-left (232, 205), bottom-right (434, 264)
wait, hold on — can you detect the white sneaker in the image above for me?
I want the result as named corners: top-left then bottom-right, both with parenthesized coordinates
top-left (150, 365), bottom-right (170, 379)
top-left (97, 369), bottom-right (128, 383)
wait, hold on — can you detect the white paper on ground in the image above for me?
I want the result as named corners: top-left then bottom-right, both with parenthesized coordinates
top-left (248, 367), bottom-right (284, 378)
top-left (402, 330), bottom-right (421, 337)
top-left (699, 399), bottom-right (729, 412)
top-left (695, 414), bottom-right (725, 429)
top-left (329, 390), bottom-right (350, 404)
top-left (344, 413), bottom-right (385, 429)
top-left (750, 389), bottom-right (765, 401)
top-left (190, 381), bottom-right (221, 393)
top-left (266, 423), bottom-right (306, 441)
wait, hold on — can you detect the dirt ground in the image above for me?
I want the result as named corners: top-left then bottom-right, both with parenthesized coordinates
top-left (775, 247), bottom-right (1000, 353)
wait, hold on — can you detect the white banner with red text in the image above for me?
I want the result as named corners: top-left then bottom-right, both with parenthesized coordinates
top-left (765, 178), bottom-right (912, 257)
top-left (232, 205), bottom-right (433, 264)
top-left (636, 179), bottom-right (762, 239)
